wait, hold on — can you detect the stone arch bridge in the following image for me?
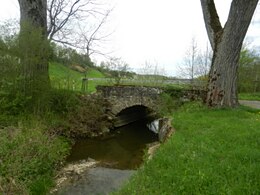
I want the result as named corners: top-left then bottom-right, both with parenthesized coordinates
top-left (97, 85), bottom-right (162, 114)
top-left (96, 85), bottom-right (163, 127)
top-left (96, 85), bottom-right (206, 127)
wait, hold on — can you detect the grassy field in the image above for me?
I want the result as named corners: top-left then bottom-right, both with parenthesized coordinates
top-left (49, 62), bottom-right (105, 92)
top-left (49, 62), bottom-right (194, 92)
top-left (115, 103), bottom-right (260, 194)
top-left (239, 92), bottom-right (260, 101)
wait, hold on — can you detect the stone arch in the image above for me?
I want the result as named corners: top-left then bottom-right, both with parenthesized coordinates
top-left (113, 104), bottom-right (156, 127)
top-left (110, 96), bottom-right (156, 116)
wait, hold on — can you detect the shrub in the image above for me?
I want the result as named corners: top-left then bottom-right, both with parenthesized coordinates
top-left (157, 93), bottom-right (182, 116)
top-left (52, 94), bottom-right (112, 137)
top-left (47, 89), bottom-right (79, 114)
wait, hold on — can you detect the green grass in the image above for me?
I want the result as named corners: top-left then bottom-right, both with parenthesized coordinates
top-left (239, 92), bottom-right (260, 101)
top-left (0, 89), bottom-right (80, 194)
top-left (115, 103), bottom-right (260, 194)
top-left (0, 117), bottom-right (70, 195)
top-left (49, 62), bottom-right (105, 92)
top-left (88, 69), bottom-right (105, 78)
top-left (48, 62), bottom-right (194, 92)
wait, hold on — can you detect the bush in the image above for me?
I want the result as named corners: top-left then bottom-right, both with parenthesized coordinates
top-left (157, 93), bottom-right (182, 116)
top-left (47, 89), bottom-right (79, 114)
top-left (52, 94), bottom-right (112, 137)
top-left (0, 91), bottom-right (32, 115)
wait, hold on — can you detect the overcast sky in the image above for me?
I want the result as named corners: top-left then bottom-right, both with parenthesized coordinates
top-left (0, 0), bottom-right (259, 76)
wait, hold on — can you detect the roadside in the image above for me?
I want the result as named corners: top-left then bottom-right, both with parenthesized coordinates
top-left (239, 100), bottom-right (260, 109)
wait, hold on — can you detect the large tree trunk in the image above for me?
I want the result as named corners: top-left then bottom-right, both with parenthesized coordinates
top-left (200, 0), bottom-right (258, 107)
top-left (18, 0), bottom-right (47, 33)
top-left (18, 0), bottom-right (50, 97)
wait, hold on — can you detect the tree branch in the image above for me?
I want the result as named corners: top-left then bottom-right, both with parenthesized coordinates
top-left (224, 0), bottom-right (259, 49)
top-left (200, 0), bottom-right (223, 49)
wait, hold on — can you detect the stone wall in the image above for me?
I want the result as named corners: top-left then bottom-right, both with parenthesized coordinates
top-left (96, 85), bottom-right (162, 99)
top-left (147, 118), bottom-right (175, 142)
top-left (163, 88), bottom-right (207, 102)
top-left (157, 118), bottom-right (175, 142)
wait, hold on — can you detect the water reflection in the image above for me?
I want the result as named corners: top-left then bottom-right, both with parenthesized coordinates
top-left (67, 120), bottom-right (158, 170)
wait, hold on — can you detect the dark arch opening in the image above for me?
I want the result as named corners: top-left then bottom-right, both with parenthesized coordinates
top-left (114, 105), bottom-right (157, 128)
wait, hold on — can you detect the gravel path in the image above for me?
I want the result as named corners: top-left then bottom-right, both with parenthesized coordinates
top-left (239, 100), bottom-right (260, 109)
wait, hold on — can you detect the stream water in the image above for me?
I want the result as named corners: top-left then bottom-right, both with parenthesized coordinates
top-left (56, 120), bottom-right (158, 195)
top-left (67, 120), bottom-right (158, 169)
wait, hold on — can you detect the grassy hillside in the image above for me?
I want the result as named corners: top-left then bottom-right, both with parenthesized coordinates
top-left (116, 103), bottom-right (260, 194)
top-left (49, 62), bottom-right (105, 92)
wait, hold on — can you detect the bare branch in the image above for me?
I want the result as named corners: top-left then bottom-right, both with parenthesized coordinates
top-left (76, 7), bottom-right (114, 57)
top-left (47, 0), bottom-right (82, 40)
top-left (47, 0), bottom-right (114, 59)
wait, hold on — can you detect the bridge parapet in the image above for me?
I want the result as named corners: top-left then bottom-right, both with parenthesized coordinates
top-left (96, 85), bottom-right (162, 99)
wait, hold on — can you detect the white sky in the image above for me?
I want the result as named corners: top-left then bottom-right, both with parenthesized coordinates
top-left (0, 0), bottom-right (259, 76)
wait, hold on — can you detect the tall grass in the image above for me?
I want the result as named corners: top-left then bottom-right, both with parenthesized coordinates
top-left (115, 103), bottom-right (260, 194)
top-left (0, 89), bottom-right (80, 194)
top-left (0, 120), bottom-right (70, 195)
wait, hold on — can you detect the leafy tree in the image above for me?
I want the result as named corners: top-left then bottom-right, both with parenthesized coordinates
top-left (200, 0), bottom-right (259, 107)
top-left (51, 43), bottom-right (93, 68)
top-left (238, 48), bottom-right (260, 93)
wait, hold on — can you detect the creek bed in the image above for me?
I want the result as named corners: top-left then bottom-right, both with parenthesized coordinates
top-left (54, 120), bottom-right (158, 194)
top-left (55, 167), bottom-right (135, 195)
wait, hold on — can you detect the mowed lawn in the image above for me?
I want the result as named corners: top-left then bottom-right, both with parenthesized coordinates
top-left (49, 62), bottom-right (105, 92)
top-left (115, 103), bottom-right (260, 194)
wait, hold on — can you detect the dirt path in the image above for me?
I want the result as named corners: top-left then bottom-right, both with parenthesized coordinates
top-left (239, 100), bottom-right (260, 109)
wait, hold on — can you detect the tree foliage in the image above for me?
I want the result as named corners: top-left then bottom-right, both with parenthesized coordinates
top-left (50, 43), bottom-right (93, 68)
top-left (238, 48), bottom-right (260, 93)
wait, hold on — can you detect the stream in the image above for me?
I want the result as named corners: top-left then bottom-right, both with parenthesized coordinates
top-left (55, 120), bottom-right (158, 195)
